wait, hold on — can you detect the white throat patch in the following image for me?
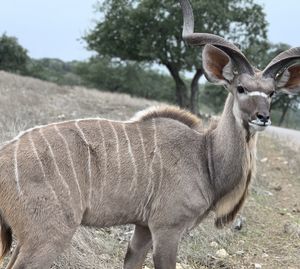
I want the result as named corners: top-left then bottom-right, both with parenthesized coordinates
top-left (247, 91), bottom-right (268, 98)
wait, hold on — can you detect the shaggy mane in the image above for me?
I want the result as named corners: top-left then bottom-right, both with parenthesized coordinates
top-left (132, 105), bottom-right (202, 131)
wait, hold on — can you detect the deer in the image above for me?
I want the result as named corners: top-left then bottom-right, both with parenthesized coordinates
top-left (1, 1), bottom-right (300, 268)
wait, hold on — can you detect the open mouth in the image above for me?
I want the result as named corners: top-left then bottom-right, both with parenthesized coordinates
top-left (249, 119), bottom-right (271, 128)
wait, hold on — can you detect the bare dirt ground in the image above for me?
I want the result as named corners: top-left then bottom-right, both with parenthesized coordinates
top-left (0, 71), bottom-right (299, 269)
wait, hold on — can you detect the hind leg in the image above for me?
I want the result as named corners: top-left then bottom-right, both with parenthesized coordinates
top-left (10, 228), bottom-right (76, 269)
top-left (123, 225), bottom-right (152, 269)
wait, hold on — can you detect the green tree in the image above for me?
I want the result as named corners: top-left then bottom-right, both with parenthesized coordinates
top-left (76, 56), bottom-right (174, 101)
top-left (26, 58), bottom-right (82, 85)
top-left (85, 0), bottom-right (268, 112)
top-left (0, 33), bottom-right (28, 73)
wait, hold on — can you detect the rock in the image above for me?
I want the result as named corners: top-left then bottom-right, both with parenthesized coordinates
top-left (210, 241), bottom-right (219, 248)
top-left (292, 206), bottom-right (300, 213)
top-left (262, 253), bottom-right (269, 258)
top-left (57, 114), bottom-right (65, 119)
top-left (260, 157), bottom-right (268, 163)
top-left (263, 190), bottom-right (273, 196)
top-left (283, 222), bottom-right (300, 237)
top-left (216, 248), bottom-right (229, 258)
top-left (254, 263), bottom-right (262, 269)
top-left (236, 250), bottom-right (245, 256)
top-left (233, 215), bottom-right (246, 231)
top-left (99, 254), bottom-right (111, 261)
top-left (286, 212), bottom-right (293, 218)
top-left (273, 185), bottom-right (282, 191)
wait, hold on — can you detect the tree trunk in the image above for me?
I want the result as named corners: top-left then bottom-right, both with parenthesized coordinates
top-left (165, 63), bottom-right (188, 108)
top-left (190, 68), bottom-right (203, 114)
top-left (278, 102), bottom-right (290, 126)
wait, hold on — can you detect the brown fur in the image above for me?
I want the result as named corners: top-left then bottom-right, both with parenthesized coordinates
top-left (215, 170), bottom-right (252, 228)
top-left (0, 0), bottom-right (299, 266)
top-left (133, 105), bottom-right (203, 131)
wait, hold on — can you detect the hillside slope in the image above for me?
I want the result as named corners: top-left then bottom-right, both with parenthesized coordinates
top-left (0, 71), bottom-right (299, 269)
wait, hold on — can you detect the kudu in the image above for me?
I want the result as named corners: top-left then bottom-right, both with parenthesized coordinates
top-left (1, 1), bottom-right (300, 268)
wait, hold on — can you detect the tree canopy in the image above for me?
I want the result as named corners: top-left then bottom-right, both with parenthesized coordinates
top-left (0, 33), bottom-right (29, 73)
top-left (85, 0), bottom-right (268, 111)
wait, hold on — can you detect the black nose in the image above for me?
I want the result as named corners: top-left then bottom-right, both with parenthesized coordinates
top-left (256, 112), bottom-right (270, 123)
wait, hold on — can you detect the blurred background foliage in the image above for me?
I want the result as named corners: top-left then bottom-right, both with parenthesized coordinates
top-left (0, 0), bottom-right (300, 129)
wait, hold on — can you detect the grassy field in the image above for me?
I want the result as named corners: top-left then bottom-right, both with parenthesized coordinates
top-left (0, 71), bottom-right (299, 269)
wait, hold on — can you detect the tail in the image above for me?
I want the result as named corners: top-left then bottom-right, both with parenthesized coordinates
top-left (0, 212), bottom-right (12, 262)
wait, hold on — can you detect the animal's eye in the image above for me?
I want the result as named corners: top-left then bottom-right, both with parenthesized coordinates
top-left (269, 91), bottom-right (275, 98)
top-left (237, 86), bottom-right (246, 94)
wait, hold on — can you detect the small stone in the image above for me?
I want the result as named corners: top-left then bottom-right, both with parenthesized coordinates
top-left (262, 253), bottom-right (269, 258)
top-left (273, 185), bottom-right (282, 191)
top-left (283, 222), bottom-right (300, 237)
top-left (57, 114), bottom-right (65, 119)
top-left (263, 190), bottom-right (273, 196)
top-left (254, 263), bottom-right (262, 269)
top-left (210, 241), bottom-right (219, 248)
top-left (260, 157), bottom-right (268, 163)
top-left (216, 248), bottom-right (229, 258)
top-left (99, 254), bottom-right (111, 261)
top-left (236, 250), bottom-right (245, 256)
top-left (233, 216), bottom-right (246, 231)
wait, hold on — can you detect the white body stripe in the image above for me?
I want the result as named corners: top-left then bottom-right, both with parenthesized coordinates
top-left (29, 132), bottom-right (58, 201)
top-left (97, 121), bottom-right (107, 202)
top-left (13, 139), bottom-right (22, 194)
top-left (55, 125), bottom-right (83, 210)
top-left (157, 151), bottom-right (163, 191)
top-left (247, 91), bottom-right (269, 98)
top-left (152, 120), bottom-right (163, 193)
top-left (136, 125), bottom-right (147, 167)
top-left (39, 128), bottom-right (71, 196)
top-left (29, 132), bottom-right (46, 179)
top-left (1, 117), bottom-right (134, 151)
top-left (109, 121), bottom-right (121, 191)
top-left (122, 124), bottom-right (138, 192)
top-left (142, 119), bottom-right (158, 220)
top-left (75, 120), bottom-right (92, 209)
top-left (151, 118), bottom-right (158, 171)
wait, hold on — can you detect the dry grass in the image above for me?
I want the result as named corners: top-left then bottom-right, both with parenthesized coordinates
top-left (0, 71), bottom-right (299, 268)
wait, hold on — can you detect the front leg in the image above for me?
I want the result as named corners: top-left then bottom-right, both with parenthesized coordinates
top-left (150, 226), bottom-right (184, 269)
top-left (123, 225), bottom-right (152, 269)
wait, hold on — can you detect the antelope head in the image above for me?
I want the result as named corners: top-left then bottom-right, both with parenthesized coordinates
top-left (180, 0), bottom-right (300, 132)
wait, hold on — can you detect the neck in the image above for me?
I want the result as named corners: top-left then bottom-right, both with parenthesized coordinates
top-left (207, 93), bottom-right (257, 226)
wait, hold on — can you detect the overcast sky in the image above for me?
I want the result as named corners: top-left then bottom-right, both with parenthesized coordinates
top-left (0, 0), bottom-right (299, 61)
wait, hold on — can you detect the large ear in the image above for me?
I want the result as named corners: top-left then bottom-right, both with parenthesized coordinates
top-left (276, 64), bottom-right (300, 94)
top-left (202, 44), bottom-right (234, 86)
